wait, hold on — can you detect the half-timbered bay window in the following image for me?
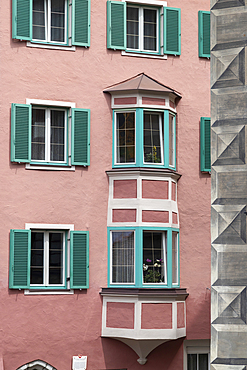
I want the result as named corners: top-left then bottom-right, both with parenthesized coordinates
top-left (109, 227), bottom-right (179, 288)
top-left (107, 0), bottom-right (181, 56)
top-left (12, 0), bottom-right (90, 47)
top-left (11, 101), bottom-right (90, 168)
top-left (114, 109), bottom-right (176, 169)
top-left (9, 225), bottom-right (89, 290)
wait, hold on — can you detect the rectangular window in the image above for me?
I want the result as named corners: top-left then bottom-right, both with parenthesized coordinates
top-left (11, 102), bottom-right (90, 167)
top-left (33, 0), bottom-right (67, 43)
top-left (32, 107), bottom-right (66, 163)
top-left (111, 231), bottom-right (135, 284)
top-left (169, 113), bottom-right (175, 167)
top-left (115, 112), bottom-right (135, 164)
top-left (113, 108), bottom-right (176, 170)
top-left (107, 1), bottom-right (181, 56)
top-left (172, 231), bottom-right (178, 285)
top-left (143, 231), bottom-right (167, 284)
top-left (9, 227), bottom-right (89, 290)
top-left (31, 230), bottom-right (65, 286)
top-left (12, 0), bottom-right (91, 47)
top-left (187, 353), bottom-right (209, 370)
top-left (144, 111), bottom-right (163, 164)
top-left (127, 5), bottom-right (158, 52)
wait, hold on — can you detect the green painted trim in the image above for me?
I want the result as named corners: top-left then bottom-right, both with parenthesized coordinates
top-left (163, 7), bottom-right (181, 55)
top-left (12, 0), bottom-right (32, 40)
top-left (107, 1), bottom-right (126, 50)
top-left (200, 117), bottom-right (211, 172)
top-left (198, 11), bottom-right (210, 58)
top-left (70, 231), bottom-right (89, 289)
top-left (72, 0), bottom-right (91, 47)
top-left (9, 229), bottom-right (31, 289)
top-left (168, 112), bottom-right (176, 171)
top-left (11, 103), bottom-right (31, 163)
top-left (71, 108), bottom-right (90, 166)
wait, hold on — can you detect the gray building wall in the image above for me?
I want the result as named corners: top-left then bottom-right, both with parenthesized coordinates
top-left (211, 0), bottom-right (247, 368)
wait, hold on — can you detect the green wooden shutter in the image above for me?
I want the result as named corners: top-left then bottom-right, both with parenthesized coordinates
top-left (12, 0), bottom-right (32, 40)
top-left (71, 108), bottom-right (90, 166)
top-left (70, 231), bottom-right (89, 289)
top-left (11, 103), bottom-right (31, 163)
top-left (72, 0), bottom-right (90, 46)
top-left (198, 11), bottom-right (210, 58)
top-left (107, 1), bottom-right (126, 50)
top-left (164, 7), bottom-right (181, 55)
top-left (200, 117), bottom-right (211, 172)
top-left (9, 229), bottom-right (31, 289)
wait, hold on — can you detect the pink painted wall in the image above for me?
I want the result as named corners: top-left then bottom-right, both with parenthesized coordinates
top-left (142, 180), bottom-right (169, 199)
top-left (142, 210), bottom-right (169, 223)
top-left (112, 209), bottom-right (136, 222)
top-left (141, 303), bottom-right (172, 329)
top-left (106, 302), bottom-right (134, 329)
top-left (142, 97), bottom-right (166, 106)
top-left (172, 212), bottom-right (178, 224)
top-left (177, 302), bottom-right (185, 328)
top-left (113, 180), bottom-right (137, 199)
top-left (0, 0), bottom-right (210, 368)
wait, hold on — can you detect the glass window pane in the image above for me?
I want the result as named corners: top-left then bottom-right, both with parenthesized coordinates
top-left (144, 112), bottom-right (163, 163)
top-left (51, 0), bottom-right (65, 42)
top-left (169, 114), bottom-right (175, 167)
top-left (112, 231), bottom-right (134, 283)
top-left (32, 109), bottom-right (45, 161)
top-left (199, 354), bottom-right (208, 370)
top-left (187, 354), bottom-right (197, 370)
top-left (127, 7), bottom-right (139, 49)
top-left (116, 112), bottom-right (135, 163)
top-left (49, 232), bottom-right (63, 284)
top-left (31, 232), bottom-right (44, 284)
top-left (143, 231), bottom-right (166, 284)
top-left (50, 110), bottom-right (65, 162)
top-left (144, 9), bottom-right (157, 51)
top-left (33, 0), bottom-right (46, 40)
top-left (172, 232), bottom-right (178, 284)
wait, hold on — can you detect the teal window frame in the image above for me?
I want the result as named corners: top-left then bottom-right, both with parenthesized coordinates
top-left (107, 226), bottom-right (180, 288)
top-left (198, 10), bottom-right (210, 58)
top-left (200, 117), bottom-right (211, 172)
top-left (9, 228), bottom-right (89, 290)
top-left (107, 1), bottom-right (181, 56)
top-left (112, 108), bottom-right (176, 170)
top-left (11, 103), bottom-right (90, 167)
top-left (12, 0), bottom-right (91, 47)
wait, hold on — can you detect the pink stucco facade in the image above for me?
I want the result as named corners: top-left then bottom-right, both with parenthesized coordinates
top-left (0, 0), bottom-right (210, 369)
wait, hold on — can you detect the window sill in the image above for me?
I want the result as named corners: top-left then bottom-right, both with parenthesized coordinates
top-left (26, 41), bottom-right (76, 52)
top-left (122, 50), bottom-right (167, 59)
top-left (24, 289), bottom-right (74, 295)
top-left (26, 163), bottom-right (75, 171)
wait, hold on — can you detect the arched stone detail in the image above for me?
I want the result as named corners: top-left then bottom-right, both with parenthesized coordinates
top-left (16, 360), bottom-right (57, 370)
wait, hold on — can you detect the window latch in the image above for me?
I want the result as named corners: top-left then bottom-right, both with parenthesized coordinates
top-left (67, 277), bottom-right (70, 281)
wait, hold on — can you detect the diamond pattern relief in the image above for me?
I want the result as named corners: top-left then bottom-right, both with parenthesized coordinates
top-left (211, 0), bottom-right (245, 10)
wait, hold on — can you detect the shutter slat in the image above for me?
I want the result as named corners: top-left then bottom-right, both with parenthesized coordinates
top-left (9, 230), bottom-right (30, 289)
top-left (200, 117), bottom-right (211, 172)
top-left (107, 1), bottom-right (126, 50)
top-left (198, 11), bottom-right (210, 58)
top-left (70, 231), bottom-right (89, 289)
top-left (71, 109), bottom-right (90, 166)
top-left (12, 0), bottom-right (32, 40)
top-left (11, 104), bottom-right (31, 163)
top-left (72, 0), bottom-right (90, 46)
top-left (164, 7), bottom-right (181, 55)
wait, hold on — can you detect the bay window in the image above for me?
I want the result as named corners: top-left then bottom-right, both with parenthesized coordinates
top-left (113, 108), bottom-right (176, 169)
top-left (109, 227), bottom-right (179, 287)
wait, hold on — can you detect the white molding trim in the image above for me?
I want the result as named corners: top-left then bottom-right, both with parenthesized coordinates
top-left (26, 164), bottom-right (75, 171)
top-left (17, 360), bottom-right (57, 370)
top-left (122, 51), bottom-right (167, 60)
top-left (26, 99), bottom-right (76, 108)
top-left (122, 0), bottom-right (167, 6)
top-left (26, 42), bottom-right (76, 51)
top-left (25, 223), bottom-right (74, 230)
top-left (24, 289), bottom-right (74, 295)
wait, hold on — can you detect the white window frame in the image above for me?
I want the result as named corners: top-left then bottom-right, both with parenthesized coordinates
top-left (31, 106), bottom-right (67, 164)
top-left (143, 110), bottom-right (164, 165)
top-left (115, 110), bottom-right (137, 166)
top-left (110, 230), bottom-right (136, 285)
top-left (142, 230), bottom-right (167, 285)
top-left (25, 223), bottom-right (74, 294)
top-left (126, 5), bottom-right (159, 53)
top-left (184, 340), bottom-right (210, 370)
top-left (32, 0), bottom-right (68, 44)
top-left (26, 99), bottom-right (76, 171)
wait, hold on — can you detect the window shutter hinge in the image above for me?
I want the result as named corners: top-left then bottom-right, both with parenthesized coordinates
top-left (69, 2), bottom-right (72, 5)
top-left (67, 238), bottom-right (70, 241)
top-left (68, 115), bottom-right (72, 118)
top-left (69, 36), bottom-right (72, 39)
top-left (67, 277), bottom-right (70, 281)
